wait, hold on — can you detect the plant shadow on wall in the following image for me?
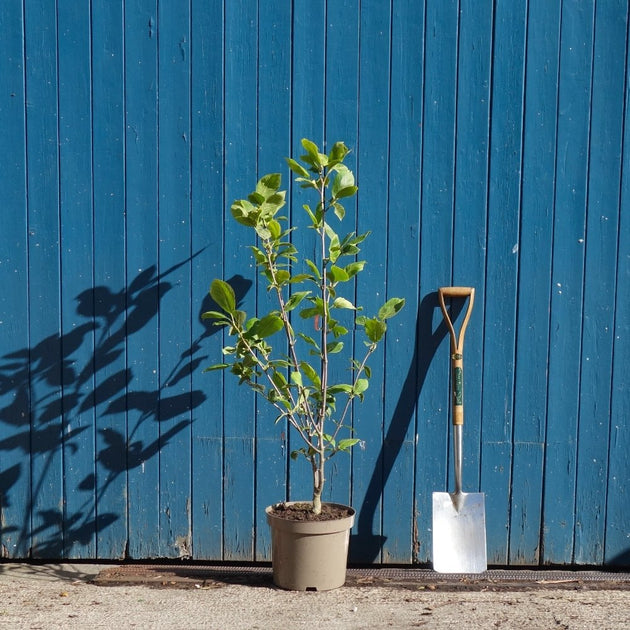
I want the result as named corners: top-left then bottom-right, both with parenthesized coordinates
top-left (0, 253), bottom-right (251, 558)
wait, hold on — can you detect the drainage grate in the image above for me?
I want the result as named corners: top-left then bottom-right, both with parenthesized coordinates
top-left (347, 567), bottom-right (630, 583)
top-left (93, 563), bottom-right (630, 590)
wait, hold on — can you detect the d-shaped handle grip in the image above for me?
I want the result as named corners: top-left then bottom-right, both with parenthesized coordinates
top-left (438, 287), bottom-right (475, 426)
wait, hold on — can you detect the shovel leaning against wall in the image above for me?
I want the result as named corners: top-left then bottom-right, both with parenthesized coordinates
top-left (432, 286), bottom-right (487, 574)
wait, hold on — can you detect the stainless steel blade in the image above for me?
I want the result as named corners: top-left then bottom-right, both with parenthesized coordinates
top-left (432, 491), bottom-right (487, 574)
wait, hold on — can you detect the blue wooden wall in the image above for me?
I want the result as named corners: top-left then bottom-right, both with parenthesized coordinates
top-left (1, 0), bottom-right (628, 566)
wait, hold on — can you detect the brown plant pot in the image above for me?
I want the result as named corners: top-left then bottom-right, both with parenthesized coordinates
top-left (265, 502), bottom-right (356, 591)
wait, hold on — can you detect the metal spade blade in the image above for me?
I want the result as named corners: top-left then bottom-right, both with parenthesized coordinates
top-left (432, 488), bottom-right (487, 573)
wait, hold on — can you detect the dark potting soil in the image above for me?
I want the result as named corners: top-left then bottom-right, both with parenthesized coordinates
top-left (270, 502), bottom-right (352, 522)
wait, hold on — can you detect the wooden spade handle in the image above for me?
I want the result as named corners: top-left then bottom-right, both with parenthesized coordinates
top-left (439, 286), bottom-right (475, 299)
top-left (438, 287), bottom-right (475, 426)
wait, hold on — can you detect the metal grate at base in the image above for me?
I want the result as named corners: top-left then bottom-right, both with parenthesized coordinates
top-left (93, 564), bottom-right (630, 590)
top-left (347, 568), bottom-right (630, 583)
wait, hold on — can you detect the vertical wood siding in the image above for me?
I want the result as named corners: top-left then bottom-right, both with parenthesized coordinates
top-left (0, 0), bottom-right (628, 566)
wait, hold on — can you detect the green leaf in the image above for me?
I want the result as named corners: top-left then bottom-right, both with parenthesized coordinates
top-left (328, 234), bottom-right (341, 263)
top-left (344, 261), bottom-right (365, 278)
top-left (302, 204), bottom-right (318, 225)
top-left (268, 219), bottom-right (282, 240)
top-left (378, 297), bottom-right (406, 320)
top-left (326, 341), bottom-right (344, 354)
top-left (210, 279), bottom-right (236, 314)
top-left (291, 371), bottom-right (303, 386)
top-left (289, 273), bottom-right (313, 284)
top-left (332, 297), bottom-right (355, 310)
top-left (256, 173), bottom-right (282, 198)
top-left (337, 438), bottom-right (360, 451)
top-left (230, 199), bottom-right (257, 227)
top-left (253, 314), bottom-right (284, 338)
top-left (274, 270), bottom-right (290, 285)
top-left (327, 383), bottom-right (353, 395)
top-left (249, 246), bottom-right (267, 264)
top-left (332, 202), bottom-right (345, 221)
top-left (335, 185), bottom-right (358, 199)
top-left (354, 378), bottom-right (369, 396)
top-left (300, 362), bottom-right (321, 388)
top-left (301, 137), bottom-right (320, 157)
top-left (327, 265), bottom-right (350, 283)
top-left (298, 333), bottom-right (320, 351)
top-left (305, 259), bottom-right (321, 280)
top-left (297, 178), bottom-right (318, 190)
top-left (269, 359), bottom-right (290, 369)
top-left (285, 158), bottom-right (310, 179)
top-left (299, 306), bottom-right (321, 319)
top-left (363, 318), bottom-right (387, 343)
top-left (324, 222), bottom-right (338, 240)
top-left (328, 141), bottom-right (350, 163)
top-left (332, 165), bottom-right (355, 196)
top-left (340, 231), bottom-right (370, 255)
top-left (201, 310), bottom-right (228, 321)
top-left (248, 191), bottom-right (264, 205)
top-left (300, 138), bottom-right (326, 168)
top-left (285, 291), bottom-right (310, 312)
top-left (258, 192), bottom-right (286, 218)
top-left (203, 363), bottom-right (229, 372)
top-left (255, 225), bottom-right (271, 240)
top-left (331, 324), bottom-right (348, 338)
top-left (277, 241), bottom-right (297, 257)
top-left (271, 370), bottom-right (288, 389)
top-left (234, 309), bottom-right (247, 327)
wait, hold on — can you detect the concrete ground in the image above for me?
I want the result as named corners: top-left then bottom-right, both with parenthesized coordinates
top-left (0, 562), bottom-right (629, 629)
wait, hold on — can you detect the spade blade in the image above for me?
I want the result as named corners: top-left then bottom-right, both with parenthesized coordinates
top-left (432, 491), bottom-right (487, 574)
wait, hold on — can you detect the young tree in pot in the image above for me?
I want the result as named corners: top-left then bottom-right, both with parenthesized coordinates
top-left (204, 139), bottom-right (404, 518)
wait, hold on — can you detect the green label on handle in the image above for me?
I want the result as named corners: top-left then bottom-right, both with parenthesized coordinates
top-left (454, 367), bottom-right (463, 406)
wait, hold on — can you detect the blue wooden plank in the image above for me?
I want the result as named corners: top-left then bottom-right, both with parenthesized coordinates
top-left (574, 0), bottom-right (626, 566)
top-left (509, 443), bottom-right (544, 564)
top-left (606, 58), bottom-right (630, 564)
top-left (381, 0), bottom-right (426, 565)
top-left (20, 0), bottom-right (63, 560)
top-left (481, 0), bottom-right (527, 565)
top-left (91, 0), bottom-right (127, 560)
top-left (415, 0), bottom-right (458, 565)
top-left (0, 0), bottom-right (31, 559)
top-left (452, 0), bottom-right (493, 525)
top-left (157, 0), bottom-right (193, 558)
top-left (253, 0), bottom-right (293, 561)
top-left (325, 0), bottom-right (360, 146)
top-left (350, 0), bottom-right (392, 565)
top-left (509, 0), bottom-right (561, 565)
top-left (124, 0), bottom-right (161, 559)
top-left (542, 0), bottom-right (594, 566)
top-left (57, 0), bottom-right (97, 559)
top-left (223, 437), bottom-right (255, 559)
top-left (191, 0), bottom-right (225, 560)
top-left (222, 0), bottom-right (258, 561)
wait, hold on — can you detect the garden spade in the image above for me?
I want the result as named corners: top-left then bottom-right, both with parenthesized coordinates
top-left (432, 286), bottom-right (487, 574)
